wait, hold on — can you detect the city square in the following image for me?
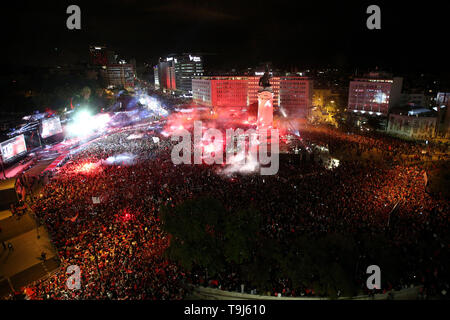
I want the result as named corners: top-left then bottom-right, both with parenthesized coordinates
top-left (0, 0), bottom-right (448, 312)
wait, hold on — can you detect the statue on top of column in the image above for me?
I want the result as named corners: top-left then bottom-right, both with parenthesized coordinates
top-left (258, 64), bottom-right (271, 89)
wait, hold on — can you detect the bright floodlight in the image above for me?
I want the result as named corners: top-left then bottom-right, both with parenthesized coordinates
top-left (67, 110), bottom-right (110, 137)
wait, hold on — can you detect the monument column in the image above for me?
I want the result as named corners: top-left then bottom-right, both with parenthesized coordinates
top-left (257, 89), bottom-right (274, 130)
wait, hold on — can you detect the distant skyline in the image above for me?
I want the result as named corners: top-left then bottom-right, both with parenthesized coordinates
top-left (2, 1), bottom-right (449, 76)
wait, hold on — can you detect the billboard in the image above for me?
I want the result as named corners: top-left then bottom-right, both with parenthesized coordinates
top-left (1, 134), bottom-right (27, 162)
top-left (41, 117), bottom-right (63, 138)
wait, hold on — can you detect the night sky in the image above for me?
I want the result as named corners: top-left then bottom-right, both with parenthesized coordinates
top-left (2, 0), bottom-right (449, 73)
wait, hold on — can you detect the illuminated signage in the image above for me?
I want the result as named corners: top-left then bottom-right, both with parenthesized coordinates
top-left (1, 134), bottom-right (27, 161)
top-left (41, 117), bottom-right (63, 139)
top-left (189, 55), bottom-right (201, 62)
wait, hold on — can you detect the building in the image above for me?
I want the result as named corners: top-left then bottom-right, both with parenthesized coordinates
top-left (435, 92), bottom-right (450, 138)
top-left (153, 65), bottom-right (160, 89)
top-left (436, 92), bottom-right (450, 106)
top-left (400, 92), bottom-right (428, 107)
top-left (172, 54), bottom-right (204, 94)
top-left (278, 76), bottom-right (313, 118)
top-left (89, 45), bottom-right (117, 66)
top-left (192, 76), bottom-right (313, 118)
top-left (192, 77), bottom-right (248, 107)
top-left (248, 76), bottom-right (280, 108)
top-left (348, 72), bottom-right (403, 116)
top-left (106, 63), bottom-right (135, 88)
top-left (387, 107), bottom-right (437, 140)
top-left (155, 54), bottom-right (204, 94)
top-left (157, 60), bottom-right (177, 92)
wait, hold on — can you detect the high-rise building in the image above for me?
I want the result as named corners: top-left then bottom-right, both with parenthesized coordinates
top-left (172, 54), bottom-right (204, 94)
top-left (192, 76), bottom-right (313, 118)
top-left (154, 65), bottom-right (160, 90)
top-left (155, 54), bottom-right (204, 93)
top-left (348, 72), bottom-right (403, 116)
top-left (157, 61), bottom-right (177, 92)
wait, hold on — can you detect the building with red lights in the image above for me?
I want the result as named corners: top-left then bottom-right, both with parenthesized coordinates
top-left (192, 77), bottom-right (248, 108)
top-left (348, 72), bottom-right (403, 116)
top-left (156, 60), bottom-right (177, 92)
top-left (154, 54), bottom-right (203, 93)
top-left (192, 76), bottom-right (313, 118)
top-left (247, 76), bottom-right (280, 107)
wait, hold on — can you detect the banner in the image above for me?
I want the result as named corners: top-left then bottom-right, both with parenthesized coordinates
top-left (92, 196), bottom-right (101, 204)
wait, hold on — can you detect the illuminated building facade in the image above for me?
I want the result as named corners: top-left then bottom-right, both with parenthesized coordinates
top-left (172, 54), bottom-right (204, 94)
top-left (436, 92), bottom-right (450, 138)
top-left (192, 77), bottom-right (248, 107)
top-left (106, 63), bottom-right (135, 88)
top-left (387, 110), bottom-right (437, 140)
top-left (155, 54), bottom-right (203, 93)
top-left (348, 73), bottom-right (403, 116)
top-left (154, 65), bottom-right (160, 89)
top-left (278, 76), bottom-right (313, 118)
top-left (193, 76), bottom-right (313, 118)
top-left (248, 76), bottom-right (280, 107)
top-left (157, 61), bottom-right (177, 91)
top-left (191, 79), bottom-right (214, 106)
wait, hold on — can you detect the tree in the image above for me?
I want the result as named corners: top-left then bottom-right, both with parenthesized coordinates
top-left (241, 238), bottom-right (282, 291)
top-left (160, 197), bottom-right (226, 275)
top-left (362, 234), bottom-right (406, 289)
top-left (280, 234), bottom-right (359, 298)
top-left (223, 207), bottom-right (261, 265)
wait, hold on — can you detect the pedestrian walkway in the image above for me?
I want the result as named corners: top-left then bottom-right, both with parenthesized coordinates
top-left (0, 224), bottom-right (59, 298)
top-left (0, 226), bottom-right (55, 277)
top-left (0, 213), bottom-right (36, 241)
top-left (0, 210), bottom-right (12, 221)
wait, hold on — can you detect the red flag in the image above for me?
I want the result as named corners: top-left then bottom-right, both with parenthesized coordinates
top-left (64, 212), bottom-right (79, 222)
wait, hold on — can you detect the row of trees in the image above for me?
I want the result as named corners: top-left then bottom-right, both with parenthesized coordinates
top-left (0, 68), bottom-right (109, 113)
top-left (160, 197), bottom-right (406, 298)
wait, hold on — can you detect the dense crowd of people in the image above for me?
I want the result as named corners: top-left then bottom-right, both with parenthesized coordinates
top-left (10, 121), bottom-right (448, 300)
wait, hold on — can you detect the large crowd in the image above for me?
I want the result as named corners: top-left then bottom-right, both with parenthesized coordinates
top-left (8, 121), bottom-right (448, 300)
